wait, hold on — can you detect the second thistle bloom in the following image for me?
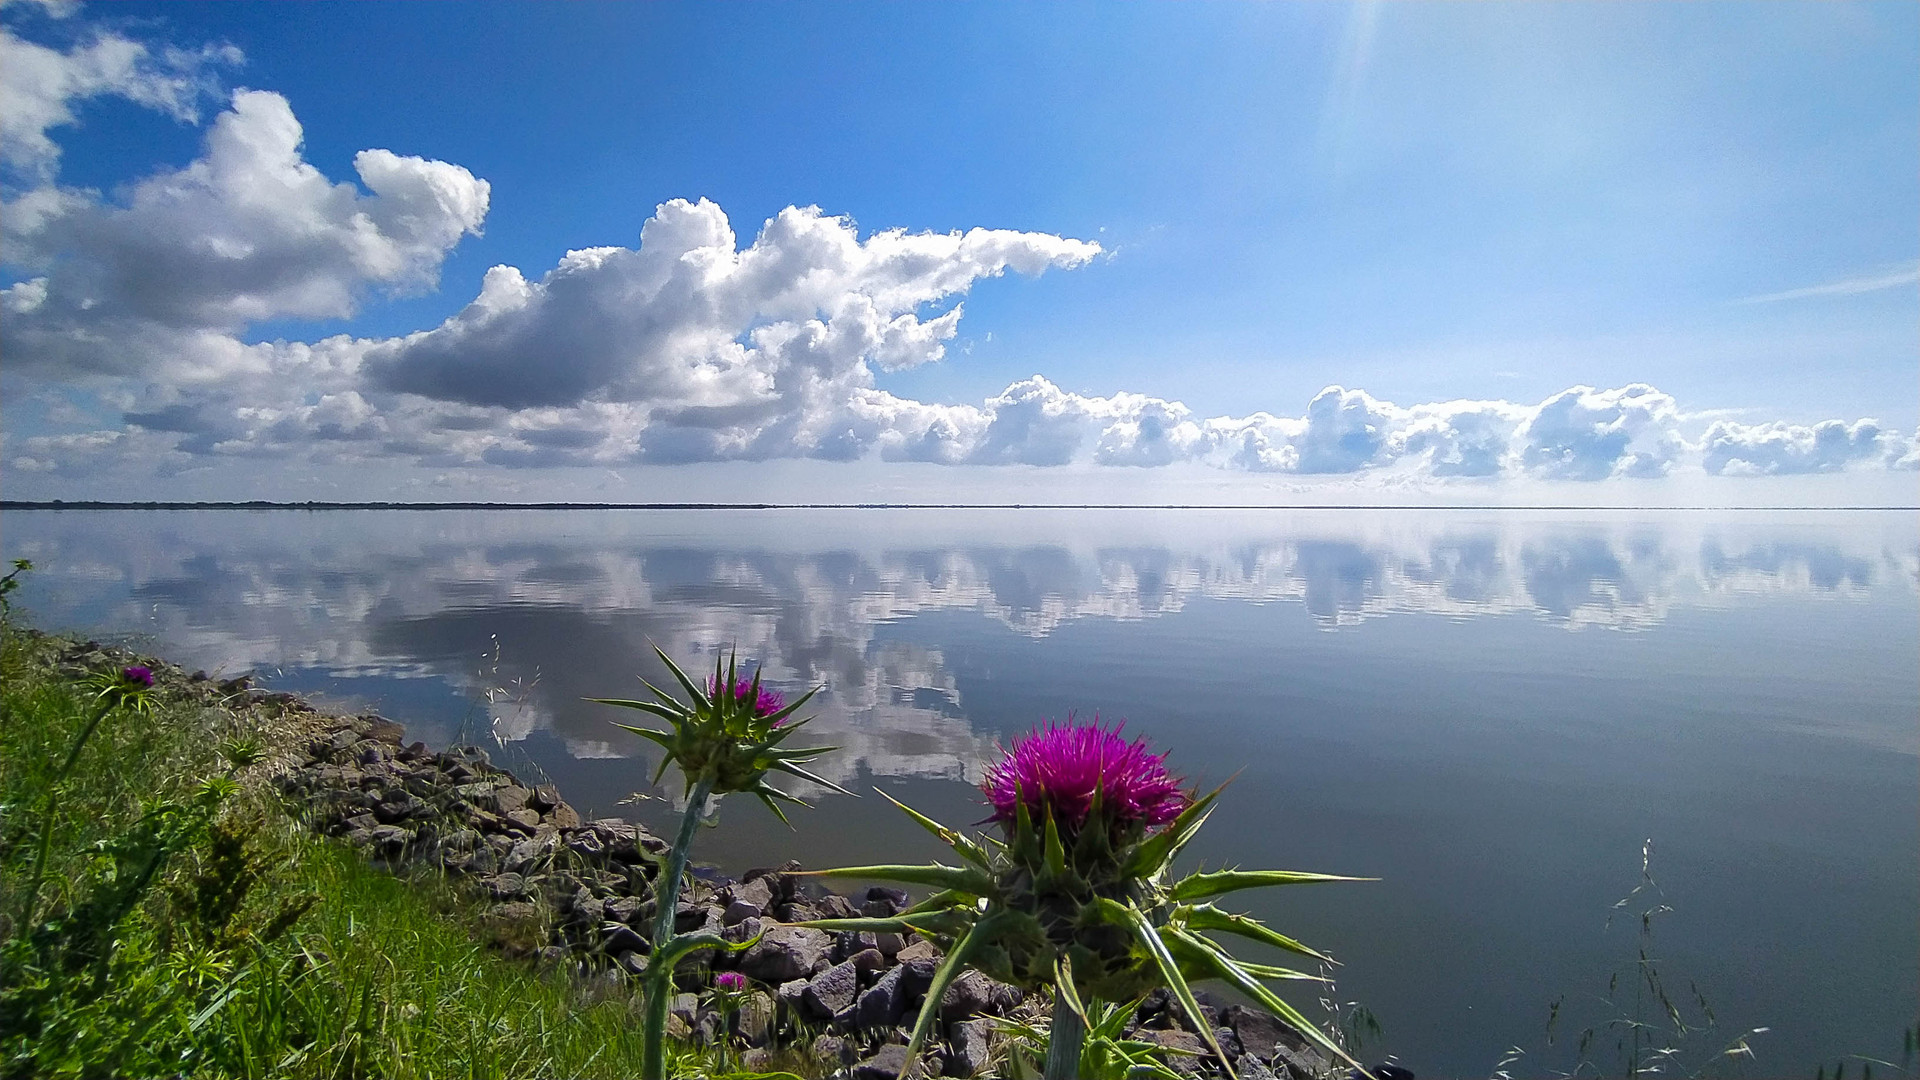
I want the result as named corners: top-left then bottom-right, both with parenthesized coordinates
top-left (983, 719), bottom-right (1187, 835)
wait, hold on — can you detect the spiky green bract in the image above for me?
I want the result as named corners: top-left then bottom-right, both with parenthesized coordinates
top-left (800, 779), bottom-right (1375, 1080)
top-left (589, 644), bottom-right (849, 821)
top-left (592, 646), bottom-right (842, 1080)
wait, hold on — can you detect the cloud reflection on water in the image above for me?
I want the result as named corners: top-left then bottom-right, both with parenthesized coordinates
top-left (8, 510), bottom-right (1913, 786)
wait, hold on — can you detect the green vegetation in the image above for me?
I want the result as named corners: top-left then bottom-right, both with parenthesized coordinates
top-left (590, 644), bottom-right (840, 1080)
top-left (0, 613), bottom-right (716, 1079)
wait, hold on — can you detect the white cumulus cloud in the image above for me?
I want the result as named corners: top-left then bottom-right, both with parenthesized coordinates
top-left (0, 14), bottom-right (240, 181)
top-left (0, 13), bottom-right (1909, 496)
top-left (2, 88), bottom-right (488, 382)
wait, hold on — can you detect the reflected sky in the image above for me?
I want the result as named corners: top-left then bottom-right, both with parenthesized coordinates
top-left (5, 508), bottom-right (1915, 1075)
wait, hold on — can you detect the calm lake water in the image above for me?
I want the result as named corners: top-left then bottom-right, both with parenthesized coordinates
top-left (5, 508), bottom-right (1915, 1076)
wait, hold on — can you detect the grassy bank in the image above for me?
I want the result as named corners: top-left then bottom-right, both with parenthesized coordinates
top-left (0, 618), bottom-right (720, 1080)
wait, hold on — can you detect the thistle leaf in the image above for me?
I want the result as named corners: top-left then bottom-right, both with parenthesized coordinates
top-left (1054, 951), bottom-right (1088, 1024)
top-left (1123, 785), bottom-right (1224, 878)
top-left (1042, 807), bottom-right (1068, 882)
top-left (758, 683), bottom-right (821, 728)
top-left (794, 863), bottom-right (994, 894)
top-left (1162, 925), bottom-right (1367, 1076)
top-left (638, 676), bottom-right (685, 710)
top-left (654, 929), bottom-right (760, 971)
top-left (754, 790), bottom-right (794, 827)
top-left (1182, 904), bottom-right (1336, 964)
top-left (797, 909), bottom-right (978, 937)
top-left (651, 642), bottom-right (710, 710)
top-left (1162, 924), bottom-right (1326, 984)
top-left (586, 698), bottom-right (681, 721)
top-left (767, 760), bottom-right (858, 797)
top-left (896, 911), bottom-right (1011, 1079)
top-left (873, 788), bottom-right (993, 869)
top-left (791, 916), bottom-right (921, 934)
top-left (605, 722), bottom-right (677, 750)
top-left (1097, 898), bottom-right (1239, 1080)
top-left (1169, 869), bottom-right (1373, 901)
top-left (1230, 958), bottom-right (1328, 983)
top-left (900, 888), bottom-right (980, 915)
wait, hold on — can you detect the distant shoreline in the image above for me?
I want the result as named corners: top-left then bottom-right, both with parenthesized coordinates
top-left (3, 500), bottom-right (1915, 512)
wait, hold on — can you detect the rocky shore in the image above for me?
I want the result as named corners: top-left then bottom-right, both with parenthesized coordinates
top-left (47, 635), bottom-right (1345, 1079)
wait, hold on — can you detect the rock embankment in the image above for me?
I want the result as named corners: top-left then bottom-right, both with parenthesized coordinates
top-left (274, 707), bottom-right (1343, 1079)
top-left (35, 632), bottom-right (1342, 1079)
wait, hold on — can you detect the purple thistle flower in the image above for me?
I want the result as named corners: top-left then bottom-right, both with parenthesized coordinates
top-left (982, 718), bottom-right (1187, 833)
top-left (122, 666), bottom-right (154, 688)
top-left (708, 675), bottom-right (787, 723)
top-left (714, 971), bottom-right (748, 992)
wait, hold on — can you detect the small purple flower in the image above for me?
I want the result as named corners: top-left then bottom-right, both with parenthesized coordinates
top-left (983, 718), bottom-right (1188, 834)
top-left (122, 666), bottom-right (154, 688)
top-left (714, 971), bottom-right (748, 992)
top-left (709, 676), bottom-right (786, 723)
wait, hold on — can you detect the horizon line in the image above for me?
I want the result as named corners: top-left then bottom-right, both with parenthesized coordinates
top-left (3, 500), bottom-right (1915, 512)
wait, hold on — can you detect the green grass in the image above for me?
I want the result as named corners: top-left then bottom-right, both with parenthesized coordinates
top-left (0, 620), bottom-right (734, 1080)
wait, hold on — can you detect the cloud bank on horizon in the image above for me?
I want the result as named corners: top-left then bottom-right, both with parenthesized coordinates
top-left (2, 11), bottom-right (1914, 493)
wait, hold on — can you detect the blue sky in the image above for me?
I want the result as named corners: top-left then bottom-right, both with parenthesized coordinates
top-left (3, 1), bottom-right (1915, 503)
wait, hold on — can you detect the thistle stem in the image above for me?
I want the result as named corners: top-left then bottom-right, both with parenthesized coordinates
top-left (1045, 987), bottom-right (1087, 1080)
top-left (641, 775), bottom-right (713, 1080)
top-left (18, 693), bottom-right (122, 934)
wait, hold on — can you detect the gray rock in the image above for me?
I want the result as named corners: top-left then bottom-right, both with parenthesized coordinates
top-left (811, 1033), bottom-right (852, 1068)
top-left (505, 835), bottom-right (556, 872)
top-left (938, 969), bottom-right (1021, 1021)
top-left (801, 960), bottom-right (860, 1019)
top-left (482, 872), bottom-right (528, 900)
top-left (736, 990), bottom-right (775, 1047)
top-left (854, 963), bottom-right (909, 1030)
top-left (601, 922), bottom-right (648, 955)
top-left (506, 808), bottom-right (542, 830)
top-left (1225, 1005), bottom-right (1290, 1063)
top-left (1238, 1056), bottom-right (1280, 1080)
top-left (694, 1007), bottom-right (725, 1046)
top-left (723, 915), bottom-right (765, 945)
top-left (875, 930), bottom-right (906, 957)
top-left (670, 992), bottom-right (699, 1026)
top-left (816, 893), bottom-right (859, 919)
top-left (945, 1017), bottom-right (996, 1077)
top-left (895, 939), bottom-right (943, 965)
top-left (846, 947), bottom-right (887, 973)
top-left (777, 977), bottom-right (809, 1013)
top-left (898, 955), bottom-right (939, 995)
top-left (616, 950), bottom-right (649, 977)
top-left (604, 895), bottom-right (646, 924)
top-left (373, 795), bottom-right (427, 824)
top-left (530, 783), bottom-right (563, 811)
top-left (490, 785), bottom-right (532, 814)
top-left (569, 888), bottom-right (604, 927)
top-left (1143, 1029), bottom-right (1208, 1075)
top-left (676, 902), bottom-right (724, 934)
top-left (722, 899), bottom-right (761, 927)
top-left (852, 1043), bottom-right (923, 1080)
top-left (738, 925), bottom-right (833, 983)
top-left (1214, 1026), bottom-right (1245, 1062)
top-left (728, 876), bottom-right (775, 914)
top-left (484, 900), bottom-right (541, 925)
top-left (366, 824), bottom-right (412, 855)
top-left (1272, 1044), bottom-right (1334, 1080)
top-left (438, 827), bottom-right (482, 851)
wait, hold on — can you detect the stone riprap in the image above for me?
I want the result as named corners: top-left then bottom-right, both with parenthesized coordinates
top-left (37, 634), bottom-right (1342, 1079)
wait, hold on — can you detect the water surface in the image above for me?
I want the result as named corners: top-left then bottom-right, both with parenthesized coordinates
top-left (6, 508), bottom-right (1914, 1076)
